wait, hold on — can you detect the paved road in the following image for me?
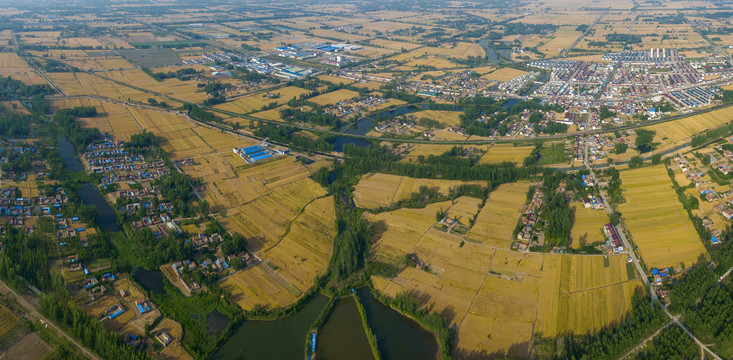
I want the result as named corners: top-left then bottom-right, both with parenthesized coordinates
top-left (0, 280), bottom-right (100, 360)
top-left (718, 265), bottom-right (733, 282)
top-left (663, 308), bottom-right (722, 360)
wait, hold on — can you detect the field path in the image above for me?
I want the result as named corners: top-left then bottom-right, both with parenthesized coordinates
top-left (260, 195), bottom-right (327, 254)
top-left (559, 279), bottom-right (635, 295)
top-left (0, 279), bottom-right (101, 360)
top-left (455, 247), bottom-right (498, 328)
top-left (123, 104), bottom-right (144, 131)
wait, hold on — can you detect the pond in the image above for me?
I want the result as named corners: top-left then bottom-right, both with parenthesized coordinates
top-left (207, 308), bottom-right (231, 333)
top-left (57, 138), bottom-right (120, 232)
top-left (316, 297), bottom-right (374, 360)
top-left (79, 183), bottom-right (120, 232)
top-left (213, 295), bottom-right (329, 360)
top-left (132, 267), bottom-right (167, 295)
top-left (357, 288), bottom-right (439, 360)
top-left (57, 138), bottom-right (84, 173)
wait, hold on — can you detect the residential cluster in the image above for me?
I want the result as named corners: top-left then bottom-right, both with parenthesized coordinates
top-left (514, 187), bottom-right (545, 251)
top-left (402, 70), bottom-right (495, 102)
top-left (324, 95), bottom-right (389, 118)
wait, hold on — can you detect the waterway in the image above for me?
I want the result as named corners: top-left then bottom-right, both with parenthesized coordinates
top-left (332, 104), bottom-right (461, 151)
top-left (357, 288), bottom-right (439, 360)
top-left (213, 295), bottom-right (329, 360)
top-left (332, 117), bottom-right (373, 151)
top-left (316, 297), bottom-right (374, 360)
top-left (478, 39), bottom-right (500, 64)
top-left (57, 138), bottom-right (120, 232)
top-left (132, 267), bottom-right (167, 295)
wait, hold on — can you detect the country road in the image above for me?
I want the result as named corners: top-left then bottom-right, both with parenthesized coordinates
top-left (0, 280), bottom-right (100, 360)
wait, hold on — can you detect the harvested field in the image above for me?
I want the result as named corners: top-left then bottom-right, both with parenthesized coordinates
top-left (618, 165), bottom-right (707, 269)
top-left (482, 67), bottom-right (528, 82)
top-left (467, 181), bottom-right (531, 248)
top-left (479, 144), bottom-right (535, 164)
top-left (261, 196), bottom-right (336, 292)
top-left (215, 87), bottom-right (310, 114)
top-left (353, 173), bottom-right (487, 209)
top-left (308, 89), bottom-right (360, 106)
top-left (3, 333), bottom-right (52, 360)
top-left (569, 204), bottom-right (608, 248)
top-left (221, 264), bottom-right (298, 311)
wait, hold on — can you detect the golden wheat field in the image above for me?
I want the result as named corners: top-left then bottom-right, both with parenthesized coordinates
top-left (221, 264), bottom-right (299, 310)
top-left (260, 196), bottom-right (335, 293)
top-left (570, 204), bottom-right (609, 248)
top-left (479, 144), bottom-right (535, 164)
top-left (353, 173), bottom-right (487, 209)
top-left (0, 52), bottom-right (45, 85)
top-left (618, 165), bottom-right (708, 269)
top-left (467, 181), bottom-right (531, 248)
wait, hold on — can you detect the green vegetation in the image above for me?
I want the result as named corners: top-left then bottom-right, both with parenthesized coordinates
top-left (636, 327), bottom-right (699, 360)
top-left (39, 295), bottom-right (154, 360)
top-left (533, 293), bottom-right (667, 359)
top-left (635, 129), bottom-right (656, 153)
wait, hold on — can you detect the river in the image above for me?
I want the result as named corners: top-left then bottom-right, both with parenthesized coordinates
top-left (316, 296), bottom-right (374, 360)
top-left (478, 39), bottom-right (500, 64)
